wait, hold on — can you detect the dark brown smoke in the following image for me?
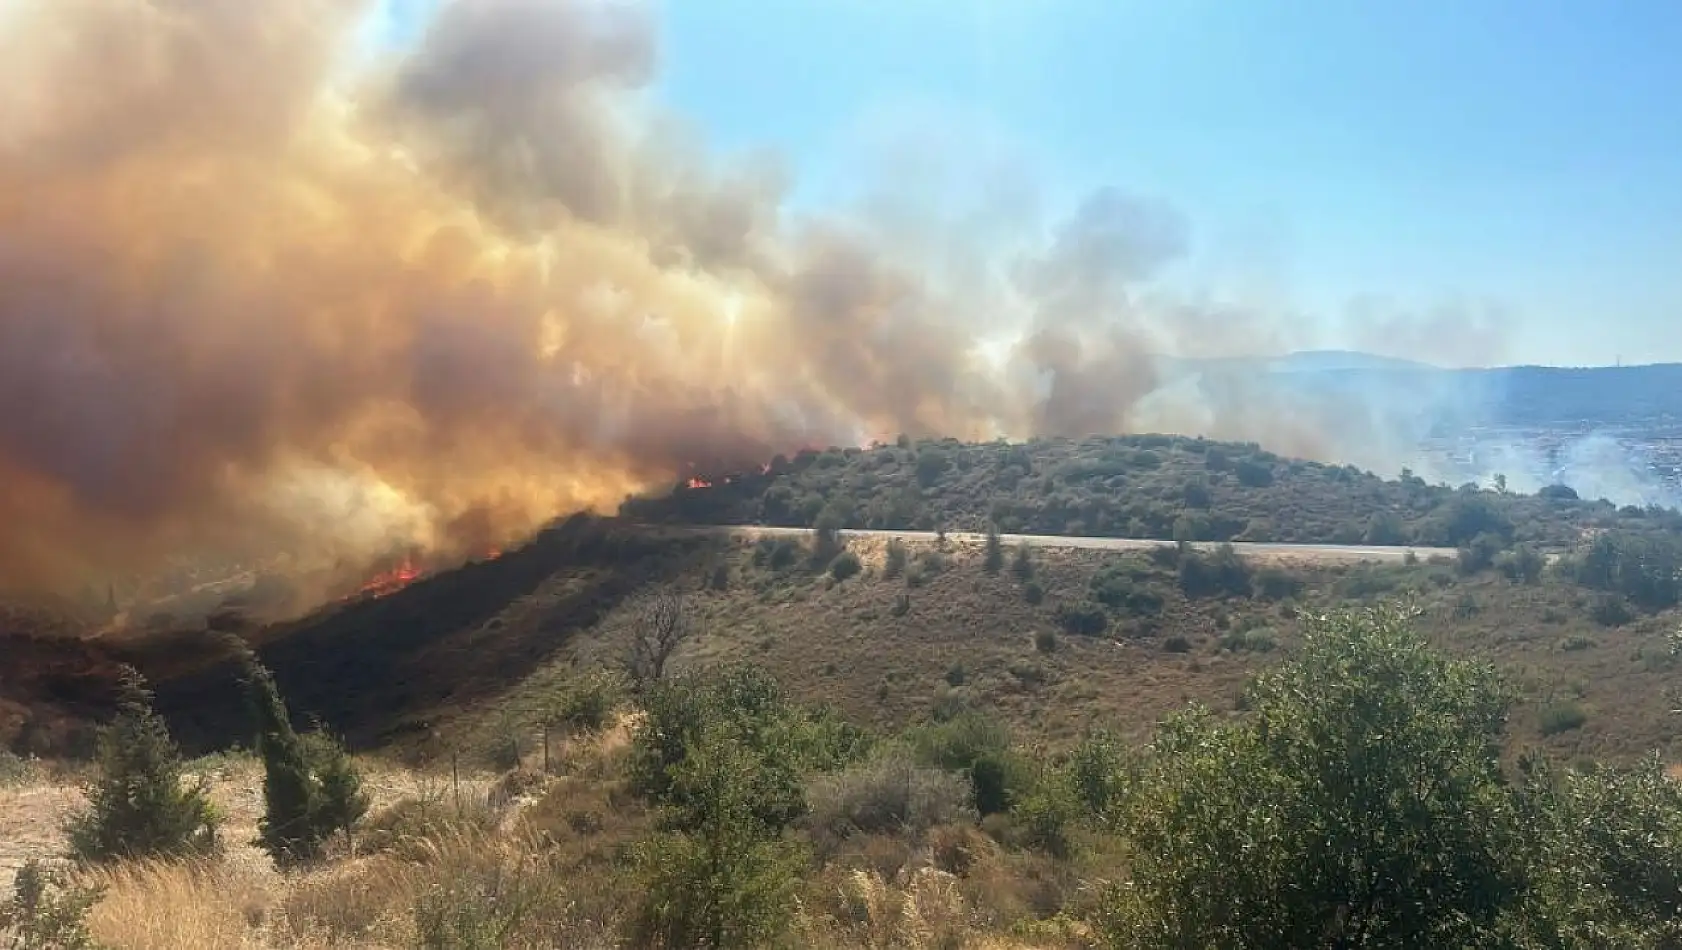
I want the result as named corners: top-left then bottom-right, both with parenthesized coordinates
top-left (0, 0), bottom-right (1486, 606)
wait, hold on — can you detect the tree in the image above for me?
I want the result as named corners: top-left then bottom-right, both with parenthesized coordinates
top-left (629, 723), bottom-right (807, 949)
top-left (240, 648), bottom-right (320, 865)
top-left (1101, 606), bottom-right (1525, 948)
top-left (983, 524), bottom-right (1005, 575)
top-left (303, 725), bottom-right (369, 851)
top-left (65, 666), bottom-right (218, 862)
top-left (627, 594), bottom-right (693, 692)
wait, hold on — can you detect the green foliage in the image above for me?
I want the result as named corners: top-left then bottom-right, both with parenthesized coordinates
top-left (630, 665), bottom-right (869, 832)
top-left (243, 650), bottom-right (321, 865)
top-left (751, 536), bottom-right (799, 571)
top-left (1102, 607), bottom-right (1524, 948)
top-left (1219, 626), bottom-right (1278, 654)
top-left (907, 709), bottom-right (1011, 774)
top-left (1011, 541), bottom-right (1034, 580)
top-left (304, 726), bottom-right (370, 846)
top-left (629, 723), bottom-right (808, 950)
top-left (804, 747), bottom-right (975, 845)
top-left (1023, 580), bottom-right (1045, 605)
top-left (1089, 564), bottom-right (1166, 616)
top-left (0, 860), bottom-right (104, 950)
top-left (1538, 701), bottom-right (1588, 736)
top-left (970, 754), bottom-right (1012, 817)
top-left (1056, 602), bottom-right (1108, 637)
top-left (412, 859), bottom-right (565, 950)
top-left (1496, 543), bottom-right (1545, 585)
top-left (1033, 628), bottom-right (1057, 653)
top-left (239, 649), bottom-right (368, 865)
top-left (624, 434), bottom-right (1626, 554)
top-left (828, 550), bottom-right (862, 582)
top-left (544, 669), bottom-right (626, 733)
top-left (1177, 544), bottom-right (1253, 599)
top-left (1510, 753), bottom-right (1682, 946)
top-left (983, 525), bottom-right (1005, 575)
top-left (883, 539), bottom-right (908, 578)
top-left (65, 666), bottom-right (219, 863)
top-left (1567, 530), bottom-right (1682, 611)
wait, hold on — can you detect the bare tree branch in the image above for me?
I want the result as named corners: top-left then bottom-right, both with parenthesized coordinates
top-left (626, 593), bottom-right (692, 690)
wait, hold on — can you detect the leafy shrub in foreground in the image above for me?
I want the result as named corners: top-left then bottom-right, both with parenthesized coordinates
top-left (65, 666), bottom-right (219, 863)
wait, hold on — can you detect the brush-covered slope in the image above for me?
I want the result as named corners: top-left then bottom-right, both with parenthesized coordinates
top-left (624, 434), bottom-right (1662, 549)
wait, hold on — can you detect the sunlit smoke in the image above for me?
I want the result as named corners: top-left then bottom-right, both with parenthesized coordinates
top-left (0, 0), bottom-right (1521, 609)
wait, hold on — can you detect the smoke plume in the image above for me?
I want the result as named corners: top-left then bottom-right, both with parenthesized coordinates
top-left (0, 0), bottom-right (1475, 604)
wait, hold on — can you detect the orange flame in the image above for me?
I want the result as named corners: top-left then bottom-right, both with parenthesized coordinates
top-left (356, 556), bottom-right (422, 599)
top-left (685, 476), bottom-right (713, 489)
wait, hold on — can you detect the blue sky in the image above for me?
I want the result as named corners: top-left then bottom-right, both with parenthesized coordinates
top-left (387, 1), bottom-right (1682, 367)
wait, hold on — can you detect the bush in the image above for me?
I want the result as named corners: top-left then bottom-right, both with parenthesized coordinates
top-left (883, 539), bottom-right (908, 579)
top-left (829, 550), bottom-right (863, 582)
top-left (1033, 629), bottom-right (1058, 654)
top-left (413, 857), bottom-right (568, 950)
top-left (1056, 602), bottom-right (1108, 637)
top-left (629, 724), bottom-right (808, 949)
top-left (0, 860), bottom-right (103, 950)
top-left (1219, 627), bottom-right (1277, 654)
top-left (1163, 635), bottom-right (1193, 654)
top-left (1023, 580), bottom-right (1045, 605)
top-left (1590, 594), bottom-right (1634, 628)
top-left (983, 525), bottom-right (1005, 575)
top-left (547, 670), bottom-right (626, 734)
top-left (1101, 607), bottom-right (1522, 947)
top-left (751, 535), bottom-right (801, 571)
top-left (1539, 701), bottom-right (1588, 736)
top-left (1011, 542), bottom-right (1034, 580)
top-left (1177, 545), bottom-right (1252, 599)
top-left (65, 666), bottom-right (219, 862)
top-left (804, 751), bottom-right (975, 845)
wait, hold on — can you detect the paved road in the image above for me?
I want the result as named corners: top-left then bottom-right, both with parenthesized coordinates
top-left (665, 524), bottom-right (1457, 564)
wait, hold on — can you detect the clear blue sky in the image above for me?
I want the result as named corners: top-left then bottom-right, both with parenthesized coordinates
top-left (387, 1), bottom-right (1682, 367)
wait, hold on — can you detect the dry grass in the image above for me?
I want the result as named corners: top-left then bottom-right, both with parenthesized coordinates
top-left (488, 538), bottom-right (1681, 765)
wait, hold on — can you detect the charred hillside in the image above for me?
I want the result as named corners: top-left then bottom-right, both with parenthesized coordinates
top-left (624, 434), bottom-right (1670, 549)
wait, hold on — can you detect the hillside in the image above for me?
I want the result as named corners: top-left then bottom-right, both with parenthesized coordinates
top-left (8, 438), bottom-right (1682, 948)
top-left (624, 433), bottom-right (1666, 548)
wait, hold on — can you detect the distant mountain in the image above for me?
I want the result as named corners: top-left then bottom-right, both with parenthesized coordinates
top-left (1156, 352), bottom-right (1682, 430)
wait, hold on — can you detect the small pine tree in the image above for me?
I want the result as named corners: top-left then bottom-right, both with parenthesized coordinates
top-left (304, 726), bottom-right (370, 850)
top-left (65, 666), bottom-right (218, 862)
top-left (983, 525), bottom-right (1005, 575)
top-left (239, 647), bottom-right (321, 865)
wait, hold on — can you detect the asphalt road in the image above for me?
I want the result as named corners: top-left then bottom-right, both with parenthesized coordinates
top-left (670, 524), bottom-right (1457, 564)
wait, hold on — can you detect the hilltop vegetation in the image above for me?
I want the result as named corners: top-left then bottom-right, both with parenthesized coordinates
top-left (625, 434), bottom-right (1676, 549)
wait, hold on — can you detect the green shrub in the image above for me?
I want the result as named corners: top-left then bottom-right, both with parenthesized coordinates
top-left (629, 724), bottom-right (807, 950)
top-left (983, 525), bottom-right (1005, 575)
top-left (804, 749), bottom-right (975, 846)
top-left (883, 539), bottom-right (908, 578)
top-left (1011, 542), bottom-right (1035, 580)
top-left (1023, 580), bottom-right (1045, 605)
top-left (1100, 607), bottom-right (1522, 947)
top-left (829, 550), bottom-right (862, 582)
top-left (1591, 594), bottom-right (1634, 628)
top-left (1033, 629), bottom-right (1058, 654)
top-left (0, 860), bottom-right (103, 950)
top-left (65, 666), bottom-right (219, 863)
top-left (1056, 602), bottom-right (1109, 637)
top-left (1539, 701), bottom-right (1588, 736)
top-left (1219, 627), bottom-right (1277, 654)
top-left (1163, 635), bottom-right (1193, 654)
